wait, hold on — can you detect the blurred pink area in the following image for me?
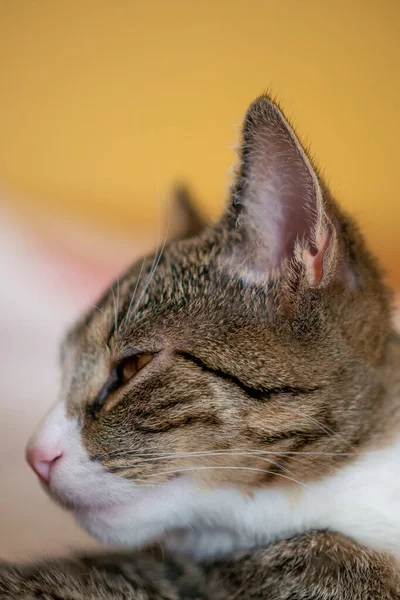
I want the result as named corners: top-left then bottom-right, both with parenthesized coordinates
top-left (0, 203), bottom-right (152, 559)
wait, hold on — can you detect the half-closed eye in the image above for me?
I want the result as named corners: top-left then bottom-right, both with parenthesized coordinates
top-left (116, 353), bottom-right (155, 385)
top-left (90, 352), bottom-right (156, 416)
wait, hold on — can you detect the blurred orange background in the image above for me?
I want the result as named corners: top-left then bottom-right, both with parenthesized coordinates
top-left (0, 0), bottom-right (399, 561)
top-left (1, 0), bottom-right (399, 283)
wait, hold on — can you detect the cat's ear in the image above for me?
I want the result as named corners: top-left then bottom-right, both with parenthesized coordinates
top-left (168, 185), bottom-right (207, 241)
top-left (228, 95), bottom-right (339, 287)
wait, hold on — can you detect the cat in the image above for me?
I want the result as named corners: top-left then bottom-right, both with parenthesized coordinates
top-left (1, 93), bottom-right (400, 599)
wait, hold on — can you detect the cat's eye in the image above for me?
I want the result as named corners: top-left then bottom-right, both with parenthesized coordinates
top-left (117, 353), bottom-right (155, 384)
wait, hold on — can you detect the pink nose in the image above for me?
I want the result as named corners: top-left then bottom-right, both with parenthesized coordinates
top-left (26, 446), bottom-right (63, 485)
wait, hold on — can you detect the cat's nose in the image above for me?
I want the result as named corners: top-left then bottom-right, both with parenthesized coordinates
top-left (26, 445), bottom-right (63, 485)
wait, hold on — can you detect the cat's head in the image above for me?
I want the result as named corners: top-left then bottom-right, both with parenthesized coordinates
top-left (26, 95), bottom-right (391, 551)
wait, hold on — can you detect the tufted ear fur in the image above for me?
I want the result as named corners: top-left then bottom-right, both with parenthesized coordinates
top-left (229, 95), bottom-right (341, 288)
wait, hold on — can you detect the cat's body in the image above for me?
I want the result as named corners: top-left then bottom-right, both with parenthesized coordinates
top-left (2, 532), bottom-right (400, 599)
top-left (2, 94), bottom-right (400, 598)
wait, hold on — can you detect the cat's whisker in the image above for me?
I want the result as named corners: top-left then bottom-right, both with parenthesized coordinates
top-left (116, 278), bottom-right (120, 332)
top-left (132, 195), bottom-right (171, 316)
top-left (92, 304), bottom-right (106, 316)
top-left (124, 191), bottom-right (165, 326)
top-left (110, 279), bottom-right (120, 336)
top-left (128, 451), bottom-right (312, 470)
top-left (125, 255), bottom-right (147, 322)
top-left (106, 451), bottom-right (301, 482)
top-left (126, 465), bottom-right (313, 492)
top-left (99, 446), bottom-right (308, 459)
top-left (282, 407), bottom-right (354, 450)
top-left (95, 447), bottom-right (358, 461)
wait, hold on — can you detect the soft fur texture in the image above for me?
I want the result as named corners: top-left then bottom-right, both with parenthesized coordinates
top-left (2, 534), bottom-right (400, 599)
top-left (2, 94), bottom-right (400, 598)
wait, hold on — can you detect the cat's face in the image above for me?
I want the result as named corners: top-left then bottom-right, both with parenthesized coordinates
top-left (26, 96), bottom-right (391, 550)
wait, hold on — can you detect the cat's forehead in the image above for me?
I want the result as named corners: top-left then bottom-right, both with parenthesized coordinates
top-left (61, 240), bottom-right (213, 355)
top-left (62, 254), bottom-right (277, 381)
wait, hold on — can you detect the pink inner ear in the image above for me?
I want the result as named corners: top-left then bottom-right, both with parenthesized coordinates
top-left (241, 102), bottom-right (320, 272)
top-left (302, 230), bottom-right (332, 286)
top-left (245, 153), bottom-right (316, 272)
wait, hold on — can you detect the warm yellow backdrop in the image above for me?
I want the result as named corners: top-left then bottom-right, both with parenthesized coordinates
top-left (0, 1), bottom-right (399, 281)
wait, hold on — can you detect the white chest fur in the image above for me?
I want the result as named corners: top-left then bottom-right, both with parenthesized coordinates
top-left (316, 438), bottom-right (400, 560)
top-left (165, 438), bottom-right (400, 561)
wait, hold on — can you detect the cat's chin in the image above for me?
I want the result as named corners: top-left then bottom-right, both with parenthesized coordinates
top-left (57, 475), bottom-right (198, 548)
top-left (65, 499), bottom-right (126, 517)
top-left (72, 495), bottom-right (170, 549)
